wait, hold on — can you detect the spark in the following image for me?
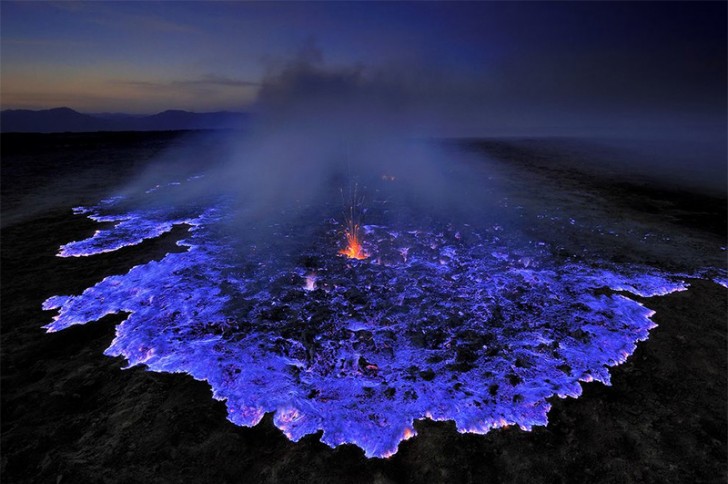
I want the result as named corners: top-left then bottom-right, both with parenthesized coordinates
top-left (339, 183), bottom-right (369, 260)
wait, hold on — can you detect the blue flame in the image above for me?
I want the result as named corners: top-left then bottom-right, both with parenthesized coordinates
top-left (43, 179), bottom-right (716, 458)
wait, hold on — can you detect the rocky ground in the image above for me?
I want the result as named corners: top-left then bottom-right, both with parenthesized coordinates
top-left (2, 132), bottom-right (725, 483)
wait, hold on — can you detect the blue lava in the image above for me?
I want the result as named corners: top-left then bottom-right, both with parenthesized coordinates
top-left (44, 181), bottom-right (701, 458)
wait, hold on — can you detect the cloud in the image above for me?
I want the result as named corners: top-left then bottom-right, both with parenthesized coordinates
top-left (0, 38), bottom-right (83, 47)
top-left (103, 76), bottom-right (261, 110)
top-left (46, 1), bottom-right (202, 35)
top-left (252, 41), bottom-right (442, 134)
top-left (112, 75), bottom-right (259, 90)
top-left (176, 75), bottom-right (261, 88)
top-left (47, 1), bottom-right (89, 13)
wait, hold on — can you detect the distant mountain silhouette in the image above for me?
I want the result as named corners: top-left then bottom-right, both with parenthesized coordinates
top-left (135, 110), bottom-right (248, 131)
top-left (0, 107), bottom-right (249, 133)
top-left (88, 112), bottom-right (147, 121)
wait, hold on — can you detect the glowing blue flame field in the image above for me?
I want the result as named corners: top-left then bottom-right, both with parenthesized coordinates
top-left (43, 179), bottom-right (712, 458)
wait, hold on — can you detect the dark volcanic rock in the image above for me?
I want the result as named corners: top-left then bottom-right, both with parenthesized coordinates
top-left (1, 133), bottom-right (726, 483)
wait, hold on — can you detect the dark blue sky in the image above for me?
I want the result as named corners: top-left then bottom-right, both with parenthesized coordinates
top-left (1, 1), bottom-right (725, 136)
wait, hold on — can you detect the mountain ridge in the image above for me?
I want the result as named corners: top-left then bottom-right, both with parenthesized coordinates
top-left (0, 107), bottom-right (249, 133)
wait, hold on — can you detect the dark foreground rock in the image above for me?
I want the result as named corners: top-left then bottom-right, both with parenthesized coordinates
top-left (2, 133), bottom-right (725, 483)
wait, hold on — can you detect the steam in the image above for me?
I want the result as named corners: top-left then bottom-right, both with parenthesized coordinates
top-left (110, 45), bottom-right (509, 250)
top-left (111, 42), bottom-right (725, 244)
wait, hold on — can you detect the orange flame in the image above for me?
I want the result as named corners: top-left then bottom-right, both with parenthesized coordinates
top-left (340, 223), bottom-right (368, 260)
top-left (339, 184), bottom-right (369, 260)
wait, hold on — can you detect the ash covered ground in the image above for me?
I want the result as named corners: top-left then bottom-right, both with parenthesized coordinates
top-left (2, 131), bottom-right (726, 483)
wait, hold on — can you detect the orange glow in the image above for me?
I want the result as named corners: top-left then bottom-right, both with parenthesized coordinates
top-left (339, 223), bottom-right (368, 260)
top-left (339, 184), bottom-right (369, 260)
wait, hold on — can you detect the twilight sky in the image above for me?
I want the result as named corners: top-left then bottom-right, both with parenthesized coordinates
top-left (1, 1), bottom-right (725, 137)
